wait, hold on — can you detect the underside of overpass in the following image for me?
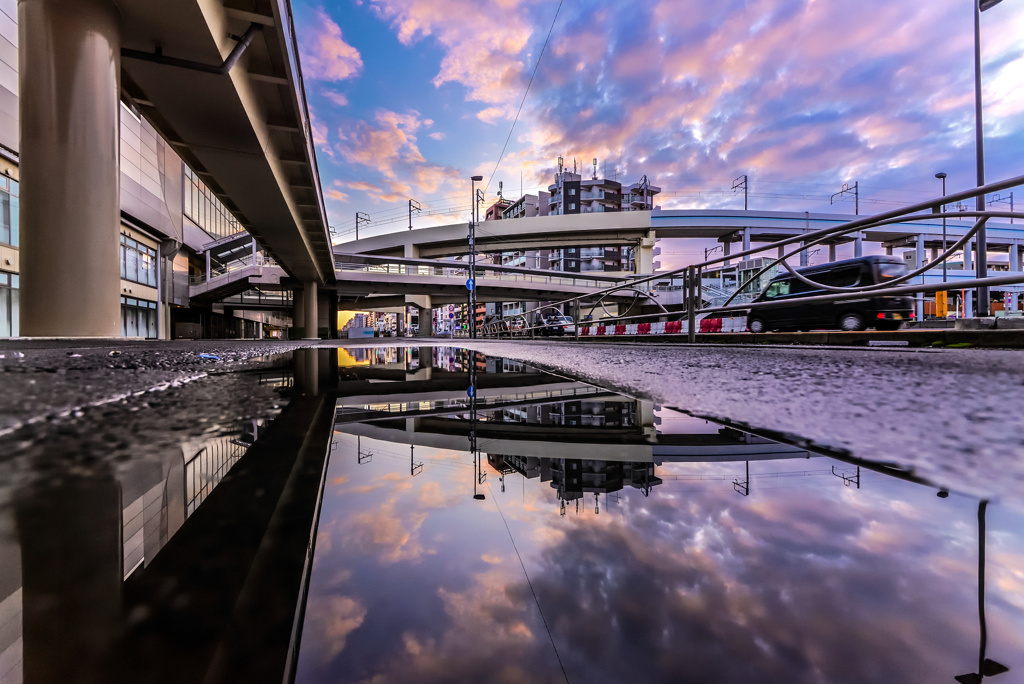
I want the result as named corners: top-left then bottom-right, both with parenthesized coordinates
top-left (19, 0), bottom-right (332, 337)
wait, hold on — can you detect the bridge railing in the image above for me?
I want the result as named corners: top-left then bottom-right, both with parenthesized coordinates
top-left (189, 253), bottom-right (278, 286)
top-left (334, 261), bottom-right (619, 290)
top-left (477, 174), bottom-right (1024, 340)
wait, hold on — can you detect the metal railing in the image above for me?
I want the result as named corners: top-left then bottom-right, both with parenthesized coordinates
top-left (479, 175), bottom-right (1024, 341)
top-left (189, 254), bottom-right (278, 286)
top-left (334, 260), bottom-right (622, 290)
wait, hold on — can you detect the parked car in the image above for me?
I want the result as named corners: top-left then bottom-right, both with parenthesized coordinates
top-left (541, 315), bottom-right (575, 336)
top-left (745, 256), bottom-right (913, 332)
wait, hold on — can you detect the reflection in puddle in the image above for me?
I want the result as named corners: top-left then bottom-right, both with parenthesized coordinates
top-left (0, 347), bottom-right (1020, 684)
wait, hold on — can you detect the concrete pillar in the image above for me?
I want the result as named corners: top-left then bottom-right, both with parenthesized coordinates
top-left (828, 243), bottom-right (837, 263)
top-left (723, 239), bottom-right (731, 267)
top-left (777, 244), bottom-right (785, 259)
top-left (303, 281), bottom-right (318, 339)
top-left (885, 246), bottom-right (893, 256)
top-left (916, 239), bottom-right (925, 321)
top-left (1011, 244), bottom-right (1021, 272)
top-left (964, 290), bottom-right (973, 318)
top-left (292, 287), bottom-right (304, 338)
top-left (205, 250), bottom-right (211, 283)
top-left (964, 241), bottom-right (973, 271)
top-left (19, 0), bottom-right (122, 337)
top-left (800, 242), bottom-right (808, 267)
top-left (854, 235), bottom-right (863, 258)
top-left (317, 290), bottom-right (331, 338)
top-left (742, 227), bottom-right (750, 253)
top-left (931, 247), bottom-right (939, 262)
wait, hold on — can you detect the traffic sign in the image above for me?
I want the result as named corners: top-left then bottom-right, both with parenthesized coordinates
top-left (467, 385), bottom-right (475, 398)
top-left (466, 278), bottom-right (475, 291)
top-left (448, 313), bottom-right (455, 319)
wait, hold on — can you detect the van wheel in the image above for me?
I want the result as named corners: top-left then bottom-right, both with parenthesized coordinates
top-left (748, 317), bottom-right (767, 333)
top-left (839, 313), bottom-right (865, 331)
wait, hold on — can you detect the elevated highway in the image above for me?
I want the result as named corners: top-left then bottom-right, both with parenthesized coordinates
top-left (336, 208), bottom-right (1024, 269)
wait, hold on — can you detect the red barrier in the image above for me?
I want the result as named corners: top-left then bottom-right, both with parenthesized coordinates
top-left (596, 326), bottom-right (606, 335)
top-left (614, 325), bottom-right (627, 335)
top-left (582, 326), bottom-right (591, 336)
top-left (699, 317), bottom-right (723, 333)
top-left (665, 320), bottom-right (683, 334)
top-left (638, 323), bottom-right (651, 334)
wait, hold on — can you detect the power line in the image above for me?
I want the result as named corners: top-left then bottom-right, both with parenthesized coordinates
top-left (483, 0), bottom-right (565, 195)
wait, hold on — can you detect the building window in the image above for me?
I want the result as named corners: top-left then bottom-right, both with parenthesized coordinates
top-left (183, 166), bottom-right (243, 240)
top-left (121, 296), bottom-right (157, 338)
top-left (0, 177), bottom-right (18, 247)
top-left (570, 203), bottom-right (576, 210)
top-left (120, 234), bottom-right (157, 287)
top-left (0, 271), bottom-right (19, 337)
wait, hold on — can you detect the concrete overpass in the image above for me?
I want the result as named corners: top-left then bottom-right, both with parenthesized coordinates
top-left (336, 208), bottom-right (1024, 272)
top-left (20, 0), bottom-right (332, 337)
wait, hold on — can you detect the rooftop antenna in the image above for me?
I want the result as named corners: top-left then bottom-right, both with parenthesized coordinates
top-left (557, 156), bottom-right (564, 174)
top-left (498, 180), bottom-right (503, 200)
top-left (573, 157), bottom-right (577, 174)
top-left (592, 158), bottom-right (598, 180)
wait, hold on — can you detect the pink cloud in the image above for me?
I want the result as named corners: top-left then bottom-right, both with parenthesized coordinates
top-left (366, 0), bottom-right (536, 104)
top-left (323, 90), bottom-right (350, 107)
top-left (334, 109), bottom-right (462, 204)
top-left (301, 8), bottom-right (364, 82)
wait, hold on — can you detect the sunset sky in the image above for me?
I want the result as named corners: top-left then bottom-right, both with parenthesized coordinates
top-left (295, 0), bottom-right (1024, 268)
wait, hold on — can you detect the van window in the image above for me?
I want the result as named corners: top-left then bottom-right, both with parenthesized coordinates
top-left (764, 280), bottom-right (791, 298)
top-left (817, 266), bottom-right (862, 287)
top-left (877, 262), bottom-right (907, 280)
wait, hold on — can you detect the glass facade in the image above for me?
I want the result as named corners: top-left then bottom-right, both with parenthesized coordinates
top-left (183, 166), bottom-right (243, 240)
top-left (120, 234), bottom-right (157, 287)
top-left (121, 296), bottom-right (157, 338)
top-left (0, 176), bottom-right (18, 247)
top-left (0, 271), bottom-right (18, 337)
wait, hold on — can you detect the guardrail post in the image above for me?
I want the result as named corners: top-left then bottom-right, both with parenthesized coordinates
top-left (687, 266), bottom-right (697, 344)
top-left (574, 299), bottom-right (580, 341)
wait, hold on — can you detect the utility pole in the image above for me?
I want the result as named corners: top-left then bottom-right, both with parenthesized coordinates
top-left (355, 211), bottom-right (370, 240)
top-left (830, 182), bottom-right (858, 215)
top-left (989, 192), bottom-right (1014, 224)
top-left (469, 175), bottom-right (483, 339)
top-left (408, 199), bottom-right (421, 231)
top-left (732, 174), bottom-right (748, 210)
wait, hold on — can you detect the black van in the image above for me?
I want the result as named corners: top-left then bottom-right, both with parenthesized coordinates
top-left (746, 256), bottom-right (913, 332)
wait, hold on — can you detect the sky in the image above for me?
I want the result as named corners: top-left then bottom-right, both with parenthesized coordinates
top-left (295, 0), bottom-right (1024, 269)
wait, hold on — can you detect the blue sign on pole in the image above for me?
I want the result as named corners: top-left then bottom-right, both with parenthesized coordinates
top-left (466, 278), bottom-right (475, 291)
top-left (448, 312), bottom-right (455, 319)
top-left (467, 385), bottom-right (475, 398)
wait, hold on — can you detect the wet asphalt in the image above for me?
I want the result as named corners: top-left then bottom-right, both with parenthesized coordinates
top-left (2, 337), bottom-right (1022, 499)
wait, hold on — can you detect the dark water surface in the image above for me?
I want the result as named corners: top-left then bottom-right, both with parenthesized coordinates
top-left (1, 347), bottom-right (1022, 684)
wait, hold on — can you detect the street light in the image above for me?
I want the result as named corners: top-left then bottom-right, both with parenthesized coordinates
top-left (937, 172), bottom-right (948, 283)
top-left (972, 0), bottom-right (1009, 316)
top-left (469, 175), bottom-right (483, 339)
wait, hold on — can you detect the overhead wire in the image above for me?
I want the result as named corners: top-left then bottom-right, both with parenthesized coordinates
top-left (482, 0), bottom-right (565, 195)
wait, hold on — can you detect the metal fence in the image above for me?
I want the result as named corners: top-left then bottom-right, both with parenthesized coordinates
top-left (480, 174), bottom-right (1024, 341)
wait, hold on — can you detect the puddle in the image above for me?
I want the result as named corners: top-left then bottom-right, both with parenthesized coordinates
top-left (0, 347), bottom-right (1021, 684)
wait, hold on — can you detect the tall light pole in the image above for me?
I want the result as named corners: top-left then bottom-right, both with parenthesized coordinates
top-left (973, 0), bottom-right (1007, 316)
top-left (469, 175), bottom-right (483, 339)
top-left (937, 172), bottom-right (948, 283)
